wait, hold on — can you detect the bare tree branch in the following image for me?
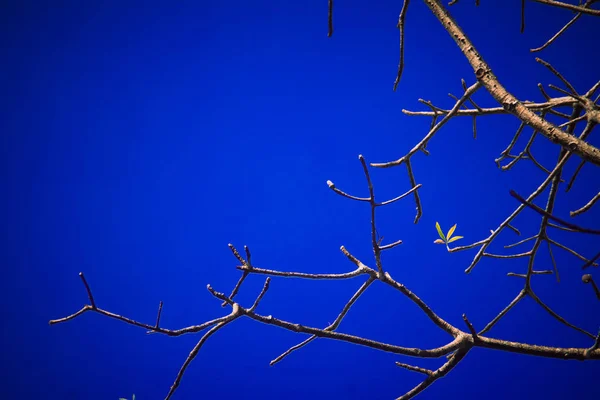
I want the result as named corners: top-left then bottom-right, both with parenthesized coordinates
top-left (327, 0), bottom-right (333, 37)
top-left (531, 0), bottom-right (598, 52)
top-left (49, 2), bottom-right (600, 399)
top-left (424, 0), bottom-right (600, 166)
top-left (532, 0), bottom-right (600, 16)
top-left (510, 190), bottom-right (600, 234)
top-left (571, 192), bottom-right (600, 217)
top-left (393, 0), bottom-right (411, 91)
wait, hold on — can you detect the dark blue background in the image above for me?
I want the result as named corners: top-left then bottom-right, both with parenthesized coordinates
top-left (2, 1), bottom-right (599, 399)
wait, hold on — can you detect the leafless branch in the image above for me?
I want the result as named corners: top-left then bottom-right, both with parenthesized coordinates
top-left (531, 0), bottom-right (599, 52)
top-left (510, 190), bottom-right (600, 235)
top-left (393, 0), bottom-right (411, 91)
top-left (582, 274), bottom-right (600, 299)
top-left (532, 0), bottom-right (600, 16)
top-left (49, 2), bottom-right (600, 399)
top-left (155, 300), bottom-right (163, 329)
top-left (424, 0), bottom-right (600, 166)
top-left (571, 192), bottom-right (600, 217)
top-left (327, 0), bottom-right (333, 37)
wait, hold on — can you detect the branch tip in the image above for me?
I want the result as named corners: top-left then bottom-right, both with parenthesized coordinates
top-left (78, 272), bottom-right (96, 309)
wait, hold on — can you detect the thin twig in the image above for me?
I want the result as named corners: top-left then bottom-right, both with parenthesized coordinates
top-left (393, 0), bottom-right (411, 91)
top-left (532, 0), bottom-right (600, 16)
top-left (78, 272), bottom-right (96, 309)
top-left (510, 190), bottom-right (600, 234)
top-left (155, 301), bottom-right (163, 329)
top-left (531, 0), bottom-right (596, 52)
top-left (571, 192), bottom-right (600, 217)
top-left (327, 0), bottom-right (333, 37)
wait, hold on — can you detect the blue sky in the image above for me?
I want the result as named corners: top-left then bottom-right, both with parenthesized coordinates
top-left (2, 1), bottom-right (599, 399)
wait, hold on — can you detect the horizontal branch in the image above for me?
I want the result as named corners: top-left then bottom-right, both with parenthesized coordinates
top-left (477, 335), bottom-right (600, 360)
top-left (49, 298), bottom-right (236, 337)
top-left (533, 0), bottom-right (600, 16)
top-left (237, 264), bottom-right (365, 280)
top-left (402, 96), bottom-right (577, 117)
top-left (247, 310), bottom-right (463, 358)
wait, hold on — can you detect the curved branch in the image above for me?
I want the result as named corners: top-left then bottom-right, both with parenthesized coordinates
top-left (397, 347), bottom-right (470, 400)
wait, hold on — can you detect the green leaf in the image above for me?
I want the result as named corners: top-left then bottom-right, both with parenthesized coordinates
top-left (433, 239), bottom-right (445, 244)
top-left (447, 235), bottom-right (464, 243)
top-left (446, 224), bottom-right (457, 240)
top-left (435, 222), bottom-right (446, 242)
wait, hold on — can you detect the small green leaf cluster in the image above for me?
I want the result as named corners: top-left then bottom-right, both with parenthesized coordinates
top-left (434, 222), bottom-right (463, 245)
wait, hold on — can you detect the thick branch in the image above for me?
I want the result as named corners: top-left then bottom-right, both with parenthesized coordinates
top-left (477, 335), bottom-right (600, 360)
top-left (423, 0), bottom-right (600, 166)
